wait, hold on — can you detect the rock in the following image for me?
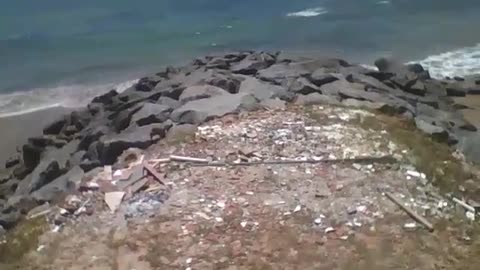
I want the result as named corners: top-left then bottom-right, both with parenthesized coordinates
top-left (205, 74), bottom-right (242, 93)
top-left (5, 156), bottom-right (20, 169)
top-left (284, 77), bottom-right (320, 95)
top-left (260, 98), bottom-right (286, 110)
top-left (135, 76), bottom-right (160, 92)
top-left (79, 159), bottom-right (102, 172)
top-left (0, 179), bottom-right (19, 199)
top-left (179, 85), bottom-right (227, 103)
top-left (0, 224), bottom-right (5, 235)
top-left (15, 160), bottom-right (64, 195)
top-left (206, 58), bottom-right (229, 69)
top-left (166, 124), bottom-right (198, 142)
top-left (445, 82), bottom-right (469, 97)
top-left (414, 117), bottom-right (449, 143)
top-left (456, 132), bottom-right (480, 164)
top-left (78, 125), bottom-right (111, 151)
top-left (319, 80), bottom-right (359, 96)
top-left (406, 80), bottom-right (427, 96)
top-left (112, 104), bottom-right (144, 132)
top-left (346, 73), bottom-right (395, 93)
top-left (98, 123), bottom-right (172, 165)
top-left (230, 52), bottom-right (276, 75)
top-left (308, 69), bottom-right (339, 86)
top-left (338, 86), bottom-right (384, 102)
top-left (257, 63), bottom-right (309, 84)
top-left (28, 135), bottom-right (68, 148)
top-left (375, 57), bottom-right (426, 76)
top-left (130, 103), bottom-right (171, 126)
top-left (43, 118), bottom-right (67, 135)
top-left (91, 89), bottom-right (119, 105)
top-left (416, 103), bottom-right (477, 131)
top-left (70, 109), bottom-right (92, 131)
top-left (22, 143), bottom-right (43, 170)
top-left (0, 208), bottom-right (21, 229)
top-left (424, 80), bottom-right (448, 96)
top-left (68, 150), bottom-right (87, 168)
top-left (157, 96), bottom-right (181, 110)
top-left (32, 166), bottom-right (84, 203)
top-left (237, 76), bottom-right (287, 101)
top-left (294, 93), bottom-right (341, 106)
top-left (170, 93), bottom-right (259, 124)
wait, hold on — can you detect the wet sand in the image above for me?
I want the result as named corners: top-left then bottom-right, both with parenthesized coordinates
top-left (0, 107), bottom-right (72, 166)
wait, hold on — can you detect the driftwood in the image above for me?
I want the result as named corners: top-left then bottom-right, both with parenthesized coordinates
top-left (143, 164), bottom-right (165, 185)
top-left (452, 197), bottom-right (476, 213)
top-left (169, 155), bottom-right (209, 163)
top-left (384, 192), bottom-right (434, 232)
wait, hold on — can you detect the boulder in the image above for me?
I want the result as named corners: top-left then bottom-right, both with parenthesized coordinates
top-left (179, 85), bottom-right (227, 103)
top-left (294, 93), bottom-right (341, 106)
top-left (260, 98), bottom-right (286, 110)
top-left (230, 52), bottom-right (276, 75)
top-left (415, 103), bottom-right (477, 131)
top-left (308, 69), bottom-right (339, 86)
top-left (32, 166), bottom-right (84, 203)
top-left (78, 125), bottom-right (111, 151)
top-left (157, 96), bottom-right (181, 110)
top-left (284, 77), bottom-right (320, 95)
top-left (166, 124), bottom-right (198, 142)
top-left (68, 150), bottom-right (87, 168)
top-left (112, 104), bottom-right (144, 132)
top-left (445, 82), bottom-right (470, 97)
top-left (79, 159), bottom-right (102, 172)
top-left (135, 76), bottom-right (160, 92)
top-left (290, 58), bottom-right (349, 73)
top-left (206, 58), bottom-right (229, 69)
top-left (424, 80), bottom-right (447, 96)
top-left (0, 179), bottom-right (19, 199)
top-left (43, 118), bottom-right (67, 135)
top-left (70, 109), bottom-right (92, 131)
top-left (346, 73), bottom-right (395, 93)
top-left (130, 103), bottom-right (171, 126)
top-left (28, 135), bottom-right (68, 149)
top-left (5, 156), bottom-right (20, 169)
top-left (205, 74), bottom-right (242, 93)
top-left (171, 93), bottom-right (259, 124)
top-left (98, 122), bottom-right (172, 165)
top-left (0, 208), bottom-right (21, 230)
top-left (405, 80), bottom-right (427, 96)
top-left (237, 76), bottom-right (287, 101)
top-left (15, 160), bottom-right (64, 195)
top-left (22, 143), bottom-right (43, 170)
top-left (257, 63), bottom-right (309, 85)
top-left (374, 57), bottom-right (428, 78)
top-left (91, 89), bottom-right (118, 105)
top-left (319, 80), bottom-right (364, 97)
top-left (414, 116), bottom-right (450, 143)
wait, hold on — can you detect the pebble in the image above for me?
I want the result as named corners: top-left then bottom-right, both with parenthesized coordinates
top-left (293, 205), bottom-right (302, 213)
top-left (325, 227), bottom-right (336, 233)
top-left (314, 218), bottom-right (322, 225)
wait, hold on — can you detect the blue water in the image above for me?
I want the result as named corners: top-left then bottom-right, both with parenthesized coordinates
top-left (1, 0), bottom-right (480, 115)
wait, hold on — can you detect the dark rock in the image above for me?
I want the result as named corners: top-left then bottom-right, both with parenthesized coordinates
top-left (5, 156), bottom-right (20, 169)
top-left (70, 109), bottom-right (92, 130)
top-left (22, 143), bottom-right (43, 170)
top-left (79, 159), bottom-right (102, 172)
top-left (135, 77), bottom-right (159, 92)
top-left (284, 77), bottom-right (320, 95)
top-left (156, 66), bottom-right (179, 79)
top-left (13, 165), bottom-right (30, 180)
top-left (98, 123), bottom-right (172, 165)
top-left (32, 166), bottom-right (84, 203)
top-left (78, 125), bottom-right (110, 151)
top-left (15, 160), bottom-right (64, 196)
top-left (308, 69), bottom-right (339, 86)
top-left (445, 83), bottom-right (467, 97)
top-left (0, 179), bottom-right (19, 199)
top-left (171, 93), bottom-right (259, 124)
top-left (157, 96), bottom-right (181, 110)
top-left (130, 103), bottom-right (171, 126)
top-left (28, 135), bottom-right (68, 149)
top-left (179, 85), bottom-right (227, 103)
top-left (64, 125), bottom-right (78, 136)
top-left (112, 104), bottom-right (144, 132)
top-left (415, 103), bottom-right (477, 131)
top-left (0, 208), bottom-right (21, 229)
top-left (68, 150), bottom-right (87, 168)
top-left (294, 93), bottom-right (341, 106)
top-left (346, 73), bottom-right (395, 93)
top-left (291, 58), bottom-right (349, 72)
top-left (415, 116), bottom-right (449, 143)
top-left (205, 74), bottom-right (242, 94)
top-left (91, 89), bottom-right (118, 105)
top-left (237, 76), bottom-right (287, 101)
top-left (406, 80), bottom-right (427, 96)
top-left (206, 58), bottom-right (229, 69)
top-left (43, 118), bottom-right (67, 135)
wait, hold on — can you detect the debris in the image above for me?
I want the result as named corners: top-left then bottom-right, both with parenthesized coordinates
top-left (404, 222), bottom-right (417, 230)
top-left (325, 227), bottom-right (336, 233)
top-left (406, 170), bottom-right (421, 178)
top-left (215, 217), bottom-right (224, 222)
top-left (240, 221), bottom-right (248, 228)
top-left (314, 218), bottom-right (323, 225)
top-left (36, 245), bottom-right (45, 252)
top-left (170, 155), bottom-right (209, 163)
top-left (452, 197), bottom-right (476, 213)
top-left (466, 211), bottom-right (476, 221)
top-left (74, 198), bottom-right (91, 216)
top-left (293, 205), bottom-right (302, 213)
top-left (347, 207), bottom-right (357, 215)
top-left (384, 192), bottom-right (434, 232)
top-left (186, 258), bottom-right (193, 264)
top-left (143, 164), bottom-right (165, 185)
top-left (104, 192), bottom-right (125, 213)
top-left (195, 212), bottom-right (211, 220)
top-left (104, 166), bottom-right (113, 181)
top-left (356, 205), bottom-right (367, 212)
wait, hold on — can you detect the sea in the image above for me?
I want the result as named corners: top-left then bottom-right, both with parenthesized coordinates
top-left (1, 0), bottom-right (480, 116)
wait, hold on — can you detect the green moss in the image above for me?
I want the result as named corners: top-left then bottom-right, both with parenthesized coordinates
top-left (0, 217), bottom-right (48, 265)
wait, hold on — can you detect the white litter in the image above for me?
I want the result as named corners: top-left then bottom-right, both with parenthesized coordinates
top-left (293, 205), bottom-right (302, 213)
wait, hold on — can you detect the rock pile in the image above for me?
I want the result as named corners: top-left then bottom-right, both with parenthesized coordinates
top-left (1, 51), bottom-right (479, 231)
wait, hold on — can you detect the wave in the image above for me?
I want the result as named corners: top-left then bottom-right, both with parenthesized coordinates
top-left (414, 43), bottom-right (480, 79)
top-left (286, 7), bottom-right (328, 18)
top-left (377, 0), bottom-right (391, 5)
top-left (0, 79), bottom-right (138, 118)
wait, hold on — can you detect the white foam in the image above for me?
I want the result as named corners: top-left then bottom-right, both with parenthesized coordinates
top-left (0, 79), bottom-right (138, 118)
top-left (413, 43), bottom-right (480, 79)
top-left (286, 7), bottom-right (328, 17)
top-left (377, 0), bottom-right (391, 4)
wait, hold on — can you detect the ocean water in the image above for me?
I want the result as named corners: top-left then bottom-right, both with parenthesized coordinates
top-left (1, 0), bottom-right (480, 116)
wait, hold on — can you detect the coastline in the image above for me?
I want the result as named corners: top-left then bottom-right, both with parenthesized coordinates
top-left (0, 106), bottom-right (72, 165)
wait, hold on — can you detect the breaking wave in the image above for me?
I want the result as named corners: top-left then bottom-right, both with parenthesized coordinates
top-left (414, 43), bottom-right (480, 79)
top-left (0, 79), bottom-right (138, 117)
top-left (286, 7), bottom-right (328, 17)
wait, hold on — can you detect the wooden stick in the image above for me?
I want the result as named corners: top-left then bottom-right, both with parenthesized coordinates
top-left (452, 197), bottom-right (476, 213)
top-left (169, 155), bottom-right (209, 163)
top-left (143, 164), bottom-right (165, 185)
top-left (192, 156), bottom-right (396, 167)
top-left (384, 192), bottom-right (434, 232)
